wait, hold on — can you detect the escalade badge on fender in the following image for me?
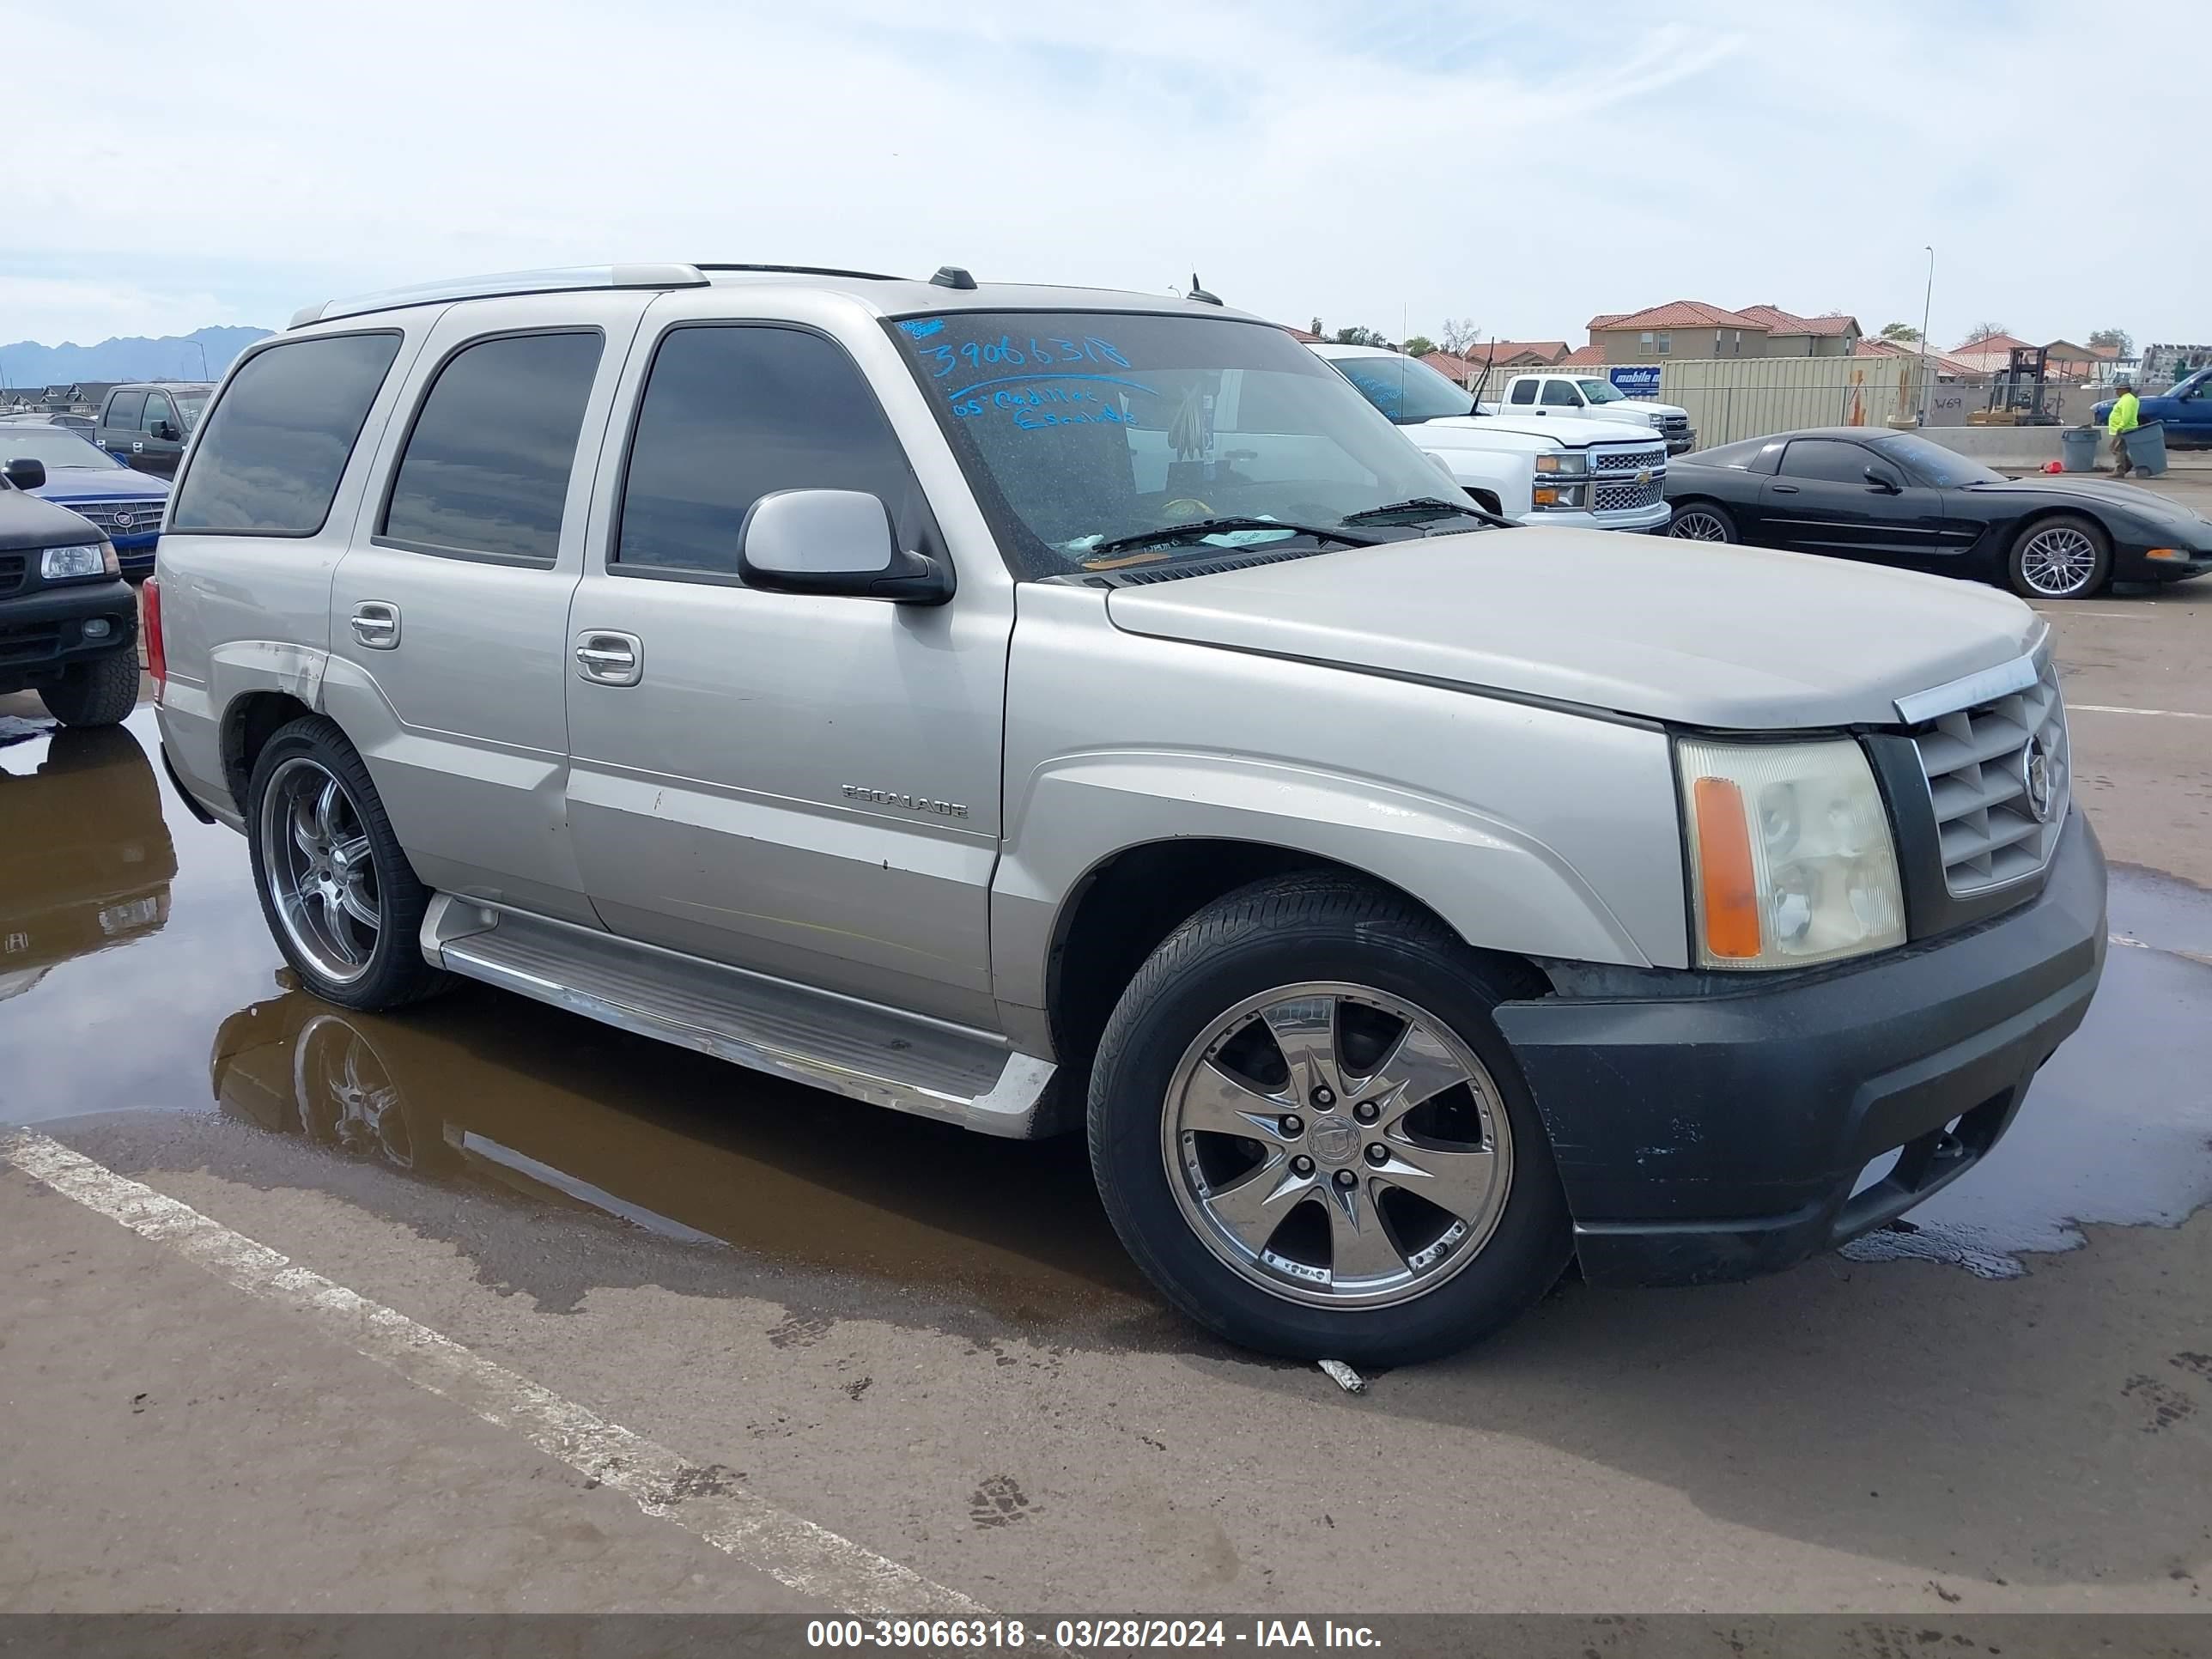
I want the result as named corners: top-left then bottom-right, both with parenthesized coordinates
top-left (842, 785), bottom-right (969, 819)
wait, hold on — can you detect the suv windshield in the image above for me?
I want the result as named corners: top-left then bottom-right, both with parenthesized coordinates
top-left (892, 312), bottom-right (1474, 575)
top-left (1870, 433), bottom-right (2002, 487)
top-left (0, 428), bottom-right (120, 471)
top-left (1576, 379), bottom-right (1626, 404)
top-left (1325, 353), bottom-right (1476, 424)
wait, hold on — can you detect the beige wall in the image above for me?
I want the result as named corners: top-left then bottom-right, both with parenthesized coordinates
top-left (1638, 355), bottom-right (1925, 447)
top-left (1593, 325), bottom-right (1765, 363)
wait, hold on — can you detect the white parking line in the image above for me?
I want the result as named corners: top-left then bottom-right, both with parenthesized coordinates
top-left (0, 1129), bottom-right (991, 1620)
top-left (2034, 608), bottom-right (2157, 620)
top-left (2069, 703), bottom-right (2212, 720)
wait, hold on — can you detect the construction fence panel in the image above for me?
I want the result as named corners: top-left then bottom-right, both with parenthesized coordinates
top-left (1643, 357), bottom-right (1929, 449)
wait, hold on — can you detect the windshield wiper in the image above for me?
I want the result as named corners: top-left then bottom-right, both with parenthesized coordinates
top-left (1086, 517), bottom-right (1378, 559)
top-left (1341, 496), bottom-right (1512, 530)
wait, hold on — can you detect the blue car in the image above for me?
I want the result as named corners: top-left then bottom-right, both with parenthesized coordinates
top-left (0, 424), bottom-right (169, 581)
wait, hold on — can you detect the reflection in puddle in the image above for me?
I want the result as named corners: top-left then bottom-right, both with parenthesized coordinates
top-left (210, 982), bottom-right (1151, 1322)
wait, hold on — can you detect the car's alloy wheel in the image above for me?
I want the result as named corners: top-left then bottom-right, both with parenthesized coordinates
top-left (1163, 981), bottom-right (1513, 1309)
top-left (258, 757), bottom-right (382, 986)
top-left (2014, 523), bottom-right (2104, 598)
top-left (1668, 507), bottom-right (1733, 542)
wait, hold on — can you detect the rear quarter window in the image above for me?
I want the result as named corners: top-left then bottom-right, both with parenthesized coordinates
top-left (171, 332), bottom-right (404, 536)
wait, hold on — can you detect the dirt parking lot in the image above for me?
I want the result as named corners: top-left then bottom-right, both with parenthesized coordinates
top-left (3, 495), bottom-right (2209, 1619)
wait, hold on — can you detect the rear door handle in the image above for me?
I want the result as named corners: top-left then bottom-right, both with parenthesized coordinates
top-left (574, 630), bottom-right (643, 687)
top-left (1770, 483), bottom-right (1801, 494)
top-left (349, 601), bottom-right (401, 648)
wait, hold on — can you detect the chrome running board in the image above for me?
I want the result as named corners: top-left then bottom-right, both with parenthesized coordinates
top-left (420, 896), bottom-right (1056, 1139)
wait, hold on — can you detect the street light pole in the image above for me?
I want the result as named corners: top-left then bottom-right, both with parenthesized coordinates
top-left (1918, 245), bottom-right (1935, 423)
top-left (191, 339), bottom-right (210, 380)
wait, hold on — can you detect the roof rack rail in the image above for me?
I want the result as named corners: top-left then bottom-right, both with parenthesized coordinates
top-left (289, 264), bottom-right (711, 329)
top-left (692, 263), bottom-right (905, 282)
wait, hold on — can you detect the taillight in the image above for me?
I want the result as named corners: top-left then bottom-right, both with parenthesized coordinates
top-left (143, 577), bottom-right (167, 702)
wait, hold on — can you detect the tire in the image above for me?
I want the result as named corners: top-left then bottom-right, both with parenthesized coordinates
top-left (246, 714), bottom-right (448, 1011)
top-left (1086, 873), bottom-right (1572, 1364)
top-left (2006, 513), bottom-right (2111, 600)
top-left (38, 650), bottom-right (141, 726)
top-left (1665, 501), bottom-right (1738, 543)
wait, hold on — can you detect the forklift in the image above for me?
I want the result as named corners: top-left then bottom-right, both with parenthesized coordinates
top-left (1969, 346), bottom-right (2057, 425)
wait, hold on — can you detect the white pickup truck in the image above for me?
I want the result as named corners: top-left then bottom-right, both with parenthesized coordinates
top-left (1479, 371), bottom-right (1695, 454)
top-left (1312, 345), bottom-right (1668, 533)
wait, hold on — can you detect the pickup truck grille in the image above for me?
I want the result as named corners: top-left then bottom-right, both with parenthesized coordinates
top-left (1595, 478), bottom-right (1664, 512)
top-left (1909, 654), bottom-right (2069, 896)
top-left (1658, 415), bottom-right (1690, 439)
top-left (1590, 445), bottom-right (1667, 476)
top-left (0, 553), bottom-right (23, 598)
top-left (65, 498), bottom-right (162, 535)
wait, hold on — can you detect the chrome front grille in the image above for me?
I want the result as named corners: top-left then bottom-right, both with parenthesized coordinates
top-left (1594, 478), bottom-right (1663, 512)
top-left (66, 498), bottom-right (163, 534)
top-left (1590, 445), bottom-right (1666, 476)
top-left (1909, 653), bottom-right (2069, 896)
top-left (1659, 415), bottom-right (1690, 437)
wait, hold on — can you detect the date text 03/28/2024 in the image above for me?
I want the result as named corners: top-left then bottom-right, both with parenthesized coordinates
top-left (804, 1618), bottom-right (1382, 1649)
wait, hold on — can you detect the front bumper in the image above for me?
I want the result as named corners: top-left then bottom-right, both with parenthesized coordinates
top-left (0, 577), bottom-right (139, 690)
top-left (1515, 500), bottom-right (1671, 534)
top-left (2112, 538), bottom-right (2212, 583)
top-left (1663, 432), bottom-right (1696, 455)
top-left (1492, 809), bottom-right (2106, 1288)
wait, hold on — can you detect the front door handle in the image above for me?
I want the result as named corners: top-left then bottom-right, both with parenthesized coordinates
top-left (1770, 483), bottom-right (1801, 494)
top-left (574, 630), bottom-right (643, 687)
top-left (350, 601), bottom-right (401, 649)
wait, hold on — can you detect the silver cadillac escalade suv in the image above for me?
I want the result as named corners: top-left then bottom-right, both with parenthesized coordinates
top-left (150, 263), bottom-right (2106, 1363)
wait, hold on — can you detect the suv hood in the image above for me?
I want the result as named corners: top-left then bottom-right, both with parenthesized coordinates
top-left (1106, 529), bottom-right (2042, 730)
top-left (1419, 413), bottom-right (1655, 451)
top-left (33, 467), bottom-right (169, 502)
top-left (0, 485), bottom-right (112, 553)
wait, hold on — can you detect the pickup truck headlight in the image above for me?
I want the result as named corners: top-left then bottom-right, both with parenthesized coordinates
top-left (1534, 453), bottom-right (1588, 476)
top-left (1678, 737), bottom-right (1905, 969)
top-left (1531, 483), bottom-right (1587, 509)
top-left (40, 543), bottom-right (117, 581)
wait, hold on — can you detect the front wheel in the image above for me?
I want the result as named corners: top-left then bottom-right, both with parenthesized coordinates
top-left (1087, 875), bottom-right (1571, 1364)
top-left (1666, 501), bottom-right (1738, 543)
top-left (2007, 514), bottom-right (2111, 600)
top-left (246, 716), bottom-right (448, 1011)
top-left (38, 651), bottom-right (141, 726)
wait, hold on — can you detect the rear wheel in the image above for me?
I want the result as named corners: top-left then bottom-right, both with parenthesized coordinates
top-left (38, 650), bottom-right (140, 726)
top-left (2007, 514), bottom-right (2110, 600)
top-left (1666, 501), bottom-right (1738, 543)
top-left (246, 716), bottom-right (447, 1011)
top-left (1087, 875), bottom-right (1571, 1364)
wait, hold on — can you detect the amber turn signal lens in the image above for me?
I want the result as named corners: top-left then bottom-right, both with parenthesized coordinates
top-left (2145, 547), bottom-right (2186, 562)
top-left (1691, 775), bottom-right (1762, 959)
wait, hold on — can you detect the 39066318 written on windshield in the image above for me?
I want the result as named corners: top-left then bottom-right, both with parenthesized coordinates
top-left (887, 311), bottom-right (1466, 576)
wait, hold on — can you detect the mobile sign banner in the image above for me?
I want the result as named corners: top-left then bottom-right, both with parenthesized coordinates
top-left (1607, 366), bottom-right (1662, 398)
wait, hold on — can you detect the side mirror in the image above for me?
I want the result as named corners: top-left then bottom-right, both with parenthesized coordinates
top-left (3, 457), bottom-right (46, 490)
top-left (738, 489), bottom-right (952, 605)
top-left (1863, 465), bottom-right (1902, 494)
top-left (154, 421), bottom-right (180, 442)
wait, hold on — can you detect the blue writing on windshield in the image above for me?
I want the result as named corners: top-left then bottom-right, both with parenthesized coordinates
top-left (897, 318), bottom-right (945, 340)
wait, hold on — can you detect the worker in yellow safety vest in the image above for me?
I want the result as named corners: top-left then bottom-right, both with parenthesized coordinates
top-left (2107, 380), bottom-right (2142, 477)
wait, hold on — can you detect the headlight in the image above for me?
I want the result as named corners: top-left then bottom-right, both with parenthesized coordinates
top-left (1531, 483), bottom-right (1586, 509)
top-left (1534, 453), bottom-right (1589, 476)
top-left (40, 543), bottom-right (117, 580)
top-left (1678, 737), bottom-right (1905, 969)
top-left (1646, 411), bottom-right (1667, 428)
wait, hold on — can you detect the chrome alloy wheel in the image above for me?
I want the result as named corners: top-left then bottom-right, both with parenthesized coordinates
top-left (259, 757), bottom-right (381, 984)
top-left (1668, 508), bottom-right (1730, 541)
top-left (2016, 523), bottom-right (2101, 597)
top-left (1162, 983), bottom-right (1514, 1310)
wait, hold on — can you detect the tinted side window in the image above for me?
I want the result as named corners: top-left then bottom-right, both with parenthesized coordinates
top-left (617, 325), bottom-right (911, 576)
top-left (106, 392), bottom-right (145, 430)
top-left (1508, 380), bottom-right (1537, 405)
top-left (380, 331), bottom-right (604, 565)
top-left (172, 334), bottom-right (403, 535)
top-left (1539, 380), bottom-right (1579, 407)
top-left (143, 392), bottom-right (176, 433)
top-left (1779, 439), bottom-right (1876, 483)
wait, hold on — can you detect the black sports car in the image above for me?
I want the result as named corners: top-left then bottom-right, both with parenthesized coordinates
top-left (1662, 428), bottom-right (2212, 600)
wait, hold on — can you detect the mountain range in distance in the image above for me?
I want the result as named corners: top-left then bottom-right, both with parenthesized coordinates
top-left (0, 325), bottom-right (273, 389)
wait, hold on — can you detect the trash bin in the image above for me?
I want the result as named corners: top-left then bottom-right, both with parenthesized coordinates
top-left (2122, 421), bottom-right (2168, 477)
top-left (2061, 426), bottom-right (2100, 471)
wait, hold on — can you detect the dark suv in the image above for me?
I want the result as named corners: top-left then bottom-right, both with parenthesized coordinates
top-left (0, 459), bottom-right (140, 725)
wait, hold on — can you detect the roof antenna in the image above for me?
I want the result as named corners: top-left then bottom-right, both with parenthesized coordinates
top-left (929, 265), bottom-right (977, 291)
top-left (1187, 272), bottom-right (1222, 307)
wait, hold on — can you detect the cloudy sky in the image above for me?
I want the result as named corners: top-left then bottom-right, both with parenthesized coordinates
top-left (9, 0), bottom-right (2206, 353)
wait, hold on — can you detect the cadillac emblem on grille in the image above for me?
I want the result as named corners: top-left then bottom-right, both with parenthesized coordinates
top-left (112, 510), bottom-right (135, 530)
top-left (2021, 732), bottom-right (2057, 824)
